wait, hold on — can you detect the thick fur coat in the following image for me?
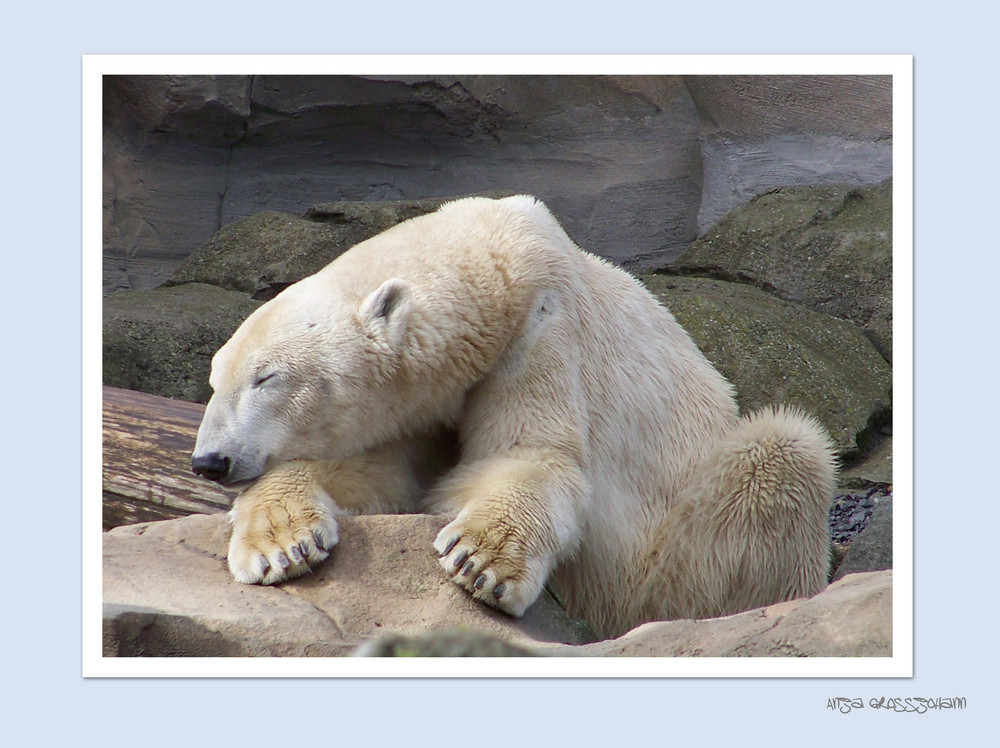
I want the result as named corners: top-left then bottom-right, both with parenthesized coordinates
top-left (192, 196), bottom-right (836, 639)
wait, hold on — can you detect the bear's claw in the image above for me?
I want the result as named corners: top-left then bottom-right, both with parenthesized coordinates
top-left (227, 481), bottom-right (341, 585)
top-left (233, 534), bottom-right (333, 585)
top-left (440, 536), bottom-right (460, 556)
top-left (433, 517), bottom-right (547, 617)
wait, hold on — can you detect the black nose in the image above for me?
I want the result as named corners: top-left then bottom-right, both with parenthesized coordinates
top-left (191, 452), bottom-right (231, 482)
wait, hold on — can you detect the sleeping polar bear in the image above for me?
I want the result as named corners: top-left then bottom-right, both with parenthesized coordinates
top-left (191, 195), bottom-right (836, 640)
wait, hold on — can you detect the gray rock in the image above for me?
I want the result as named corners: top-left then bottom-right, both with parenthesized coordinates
top-left (103, 283), bottom-right (262, 403)
top-left (104, 75), bottom-right (252, 147)
top-left (668, 180), bottom-right (893, 362)
top-left (841, 435), bottom-right (893, 488)
top-left (640, 275), bottom-right (892, 457)
top-left (684, 75), bottom-right (892, 140)
top-left (103, 513), bottom-right (594, 657)
top-left (832, 497), bottom-right (893, 582)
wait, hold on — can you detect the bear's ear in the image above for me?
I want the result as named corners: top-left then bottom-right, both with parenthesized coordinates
top-left (359, 278), bottom-right (413, 348)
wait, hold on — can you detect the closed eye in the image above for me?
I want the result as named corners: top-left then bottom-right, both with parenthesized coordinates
top-left (252, 372), bottom-right (277, 387)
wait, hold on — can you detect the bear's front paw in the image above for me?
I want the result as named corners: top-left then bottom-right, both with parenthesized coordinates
top-left (433, 513), bottom-right (550, 617)
top-left (227, 473), bottom-right (340, 585)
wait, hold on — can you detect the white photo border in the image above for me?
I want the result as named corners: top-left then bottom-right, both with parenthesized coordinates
top-left (83, 54), bottom-right (913, 679)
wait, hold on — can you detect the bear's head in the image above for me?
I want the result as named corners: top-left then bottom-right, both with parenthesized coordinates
top-left (191, 275), bottom-right (415, 486)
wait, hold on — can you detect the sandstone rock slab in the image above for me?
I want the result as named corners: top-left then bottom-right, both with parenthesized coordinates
top-left (103, 510), bottom-right (890, 659)
top-left (559, 570), bottom-right (892, 657)
top-left (355, 570), bottom-right (893, 658)
top-left (103, 513), bottom-right (594, 657)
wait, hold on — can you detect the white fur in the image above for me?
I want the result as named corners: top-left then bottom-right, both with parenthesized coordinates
top-left (193, 195), bottom-right (836, 639)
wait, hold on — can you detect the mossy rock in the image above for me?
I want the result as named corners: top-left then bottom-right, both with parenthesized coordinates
top-left (166, 193), bottom-right (516, 300)
top-left (103, 284), bottom-right (263, 403)
top-left (668, 180), bottom-right (892, 362)
top-left (641, 275), bottom-right (891, 456)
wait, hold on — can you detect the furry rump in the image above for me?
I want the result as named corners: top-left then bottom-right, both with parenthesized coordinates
top-left (634, 405), bottom-right (837, 626)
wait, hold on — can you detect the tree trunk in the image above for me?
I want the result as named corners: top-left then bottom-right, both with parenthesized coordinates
top-left (103, 386), bottom-right (234, 530)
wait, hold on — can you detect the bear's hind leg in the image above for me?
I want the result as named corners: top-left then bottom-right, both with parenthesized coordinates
top-left (640, 406), bottom-right (837, 623)
top-left (430, 448), bottom-right (588, 617)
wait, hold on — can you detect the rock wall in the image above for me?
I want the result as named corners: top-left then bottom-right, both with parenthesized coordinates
top-left (103, 74), bottom-right (892, 292)
top-left (685, 75), bottom-right (892, 231)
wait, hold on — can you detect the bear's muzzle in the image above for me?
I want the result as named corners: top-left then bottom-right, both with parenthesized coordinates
top-left (191, 452), bottom-right (232, 482)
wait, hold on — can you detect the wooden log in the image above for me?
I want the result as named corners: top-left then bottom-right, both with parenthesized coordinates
top-left (103, 386), bottom-right (236, 530)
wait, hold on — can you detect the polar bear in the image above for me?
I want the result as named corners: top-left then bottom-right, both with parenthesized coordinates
top-left (191, 195), bottom-right (836, 640)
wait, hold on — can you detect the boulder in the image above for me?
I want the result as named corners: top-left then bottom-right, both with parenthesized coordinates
top-left (640, 275), bottom-right (892, 456)
top-left (668, 181), bottom-right (893, 361)
top-left (841, 434), bottom-right (893, 488)
top-left (103, 283), bottom-right (262, 403)
top-left (165, 210), bottom-right (356, 299)
top-left (103, 513), bottom-right (595, 657)
top-left (832, 497), bottom-right (893, 582)
top-left (165, 194), bottom-right (514, 299)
